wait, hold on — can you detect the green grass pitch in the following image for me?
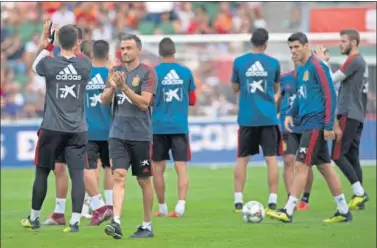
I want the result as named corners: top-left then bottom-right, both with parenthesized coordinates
top-left (1, 166), bottom-right (376, 248)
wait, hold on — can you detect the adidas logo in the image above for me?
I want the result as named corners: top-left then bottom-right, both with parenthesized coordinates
top-left (246, 61), bottom-right (268, 77)
top-left (86, 73), bottom-right (105, 90)
top-left (161, 69), bottom-right (183, 85)
top-left (56, 64), bottom-right (82, 81)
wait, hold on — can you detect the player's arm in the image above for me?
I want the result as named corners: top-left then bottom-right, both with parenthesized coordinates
top-left (32, 21), bottom-right (55, 75)
top-left (188, 71), bottom-right (197, 106)
top-left (313, 60), bottom-right (337, 131)
top-left (274, 62), bottom-right (282, 104)
top-left (285, 92), bottom-right (298, 132)
top-left (276, 86), bottom-right (284, 114)
top-left (101, 85), bottom-right (115, 105)
top-left (325, 56), bottom-right (361, 84)
top-left (121, 66), bottom-right (157, 111)
top-left (286, 92), bottom-right (298, 117)
top-left (231, 59), bottom-right (240, 93)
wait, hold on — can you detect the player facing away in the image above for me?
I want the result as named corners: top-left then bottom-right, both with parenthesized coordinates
top-left (231, 28), bottom-right (282, 213)
top-left (41, 27), bottom-right (100, 225)
top-left (41, 25), bottom-right (84, 224)
top-left (152, 38), bottom-right (197, 218)
top-left (314, 29), bottom-right (369, 210)
top-left (267, 32), bottom-right (352, 223)
top-left (101, 34), bottom-right (157, 239)
top-left (80, 40), bottom-right (114, 225)
top-left (21, 22), bottom-right (92, 232)
top-left (278, 57), bottom-right (314, 211)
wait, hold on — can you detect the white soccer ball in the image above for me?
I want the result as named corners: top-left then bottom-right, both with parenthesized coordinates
top-left (242, 201), bottom-right (265, 224)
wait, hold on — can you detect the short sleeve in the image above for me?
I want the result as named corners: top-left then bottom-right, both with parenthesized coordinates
top-left (142, 65), bottom-right (157, 95)
top-left (275, 61), bottom-right (281, 83)
top-left (36, 57), bottom-right (48, 77)
top-left (340, 56), bottom-right (362, 77)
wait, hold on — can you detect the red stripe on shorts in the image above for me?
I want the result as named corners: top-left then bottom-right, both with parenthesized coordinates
top-left (333, 114), bottom-right (347, 160)
top-left (187, 134), bottom-right (192, 162)
top-left (304, 130), bottom-right (320, 165)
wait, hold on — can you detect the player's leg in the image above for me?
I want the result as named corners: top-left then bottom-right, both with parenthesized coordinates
top-left (282, 133), bottom-right (299, 197)
top-left (85, 141), bottom-right (111, 226)
top-left (169, 134), bottom-right (191, 217)
top-left (129, 141), bottom-right (154, 238)
top-left (348, 122), bottom-right (364, 184)
top-left (317, 164), bottom-right (352, 223)
top-left (81, 193), bottom-right (92, 219)
top-left (260, 126), bottom-right (281, 211)
top-left (315, 141), bottom-right (351, 223)
top-left (100, 141), bottom-right (114, 212)
top-left (233, 126), bottom-right (259, 212)
top-left (62, 131), bottom-right (88, 232)
top-left (22, 129), bottom-right (62, 229)
top-left (345, 122), bottom-right (368, 209)
top-left (152, 135), bottom-right (170, 216)
top-left (297, 167), bottom-right (313, 211)
top-left (104, 138), bottom-right (130, 240)
top-left (332, 116), bottom-right (367, 209)
top-left (266, 130), bottom-right (319, 223)
top-left (42, 157), bottom-right (68, 225)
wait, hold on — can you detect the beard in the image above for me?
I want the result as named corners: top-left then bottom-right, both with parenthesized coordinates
top-left (122, 55), bottom-right (134, 64)
top-left (342, 46), bottom-right (352, 55)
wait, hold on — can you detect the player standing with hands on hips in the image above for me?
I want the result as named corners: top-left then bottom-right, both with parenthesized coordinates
top-left (101, 34), bottom-right (157, 239)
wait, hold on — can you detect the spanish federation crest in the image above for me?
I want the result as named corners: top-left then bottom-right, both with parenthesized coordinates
top-left (132, 75), bottom-right (140, 87)
top-left (303, 70), bottom-right (309, 81)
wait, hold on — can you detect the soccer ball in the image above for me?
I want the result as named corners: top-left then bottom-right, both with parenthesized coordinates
top-left (242, 201), bottom-right (265, 224)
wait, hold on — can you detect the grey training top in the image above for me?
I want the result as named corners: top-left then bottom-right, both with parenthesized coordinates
top-left (36, 54), bottom-right (92, 132)
top-left (109, 63), bottom-right (157, 141)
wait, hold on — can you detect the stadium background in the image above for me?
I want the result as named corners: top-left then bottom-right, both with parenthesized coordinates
top-left (1, 1), bottom-right (376, 166)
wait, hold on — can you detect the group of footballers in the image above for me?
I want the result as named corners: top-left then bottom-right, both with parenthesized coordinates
top-left (231, 28), bottom-right (369, 223)
top-left (20, 18), bottom-right (369, 239)
top-left (21, 20), bottom-right (195, 239)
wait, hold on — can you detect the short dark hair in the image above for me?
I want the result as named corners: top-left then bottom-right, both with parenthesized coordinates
top-left (340, 29), bottom-right (360, 46)
top-left (80, 40), bottom-right (93, 58)
top-left (287, 32), bottom-right (308, 45)
top-left (93, 40), bottom-right (109, 59)
top-left (58, 25), bottom-right (78, 50)
top-left (159, 37), bottom-right (176, 57)
top-left (72, 25), bottom-right (83, 40)
top-left (120, 33), bottom-right (142, 50)
top-left (251, 28), bottom-right (269, 47)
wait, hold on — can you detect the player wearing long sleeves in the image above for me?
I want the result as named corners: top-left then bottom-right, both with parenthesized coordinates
top-left (267, 32), bottom-right (352, 224)
top-left (279, 65), bottom-right (314, 211)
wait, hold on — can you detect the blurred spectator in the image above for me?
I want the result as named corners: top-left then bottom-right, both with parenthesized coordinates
top-left (177, 3), bottom-right (194, 33)
top-left (51, 3), bottom-right (75, 27)
top-left (247, 2), bottom-right (267, 29)
top-left (154, 11), bottom-right (182, 34)
top-left (232, 4), bottom-right (252, 33)
top-left (92, 20), bottom-right (112, 41)
top-left (213, 2), bottom-right (233, 34)
top-left (1, 1), bottom-right (375, 120)
top-left (144, 2), bottom-right (174, 24)
top-left (187, 5), bottom-right (212, 34)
